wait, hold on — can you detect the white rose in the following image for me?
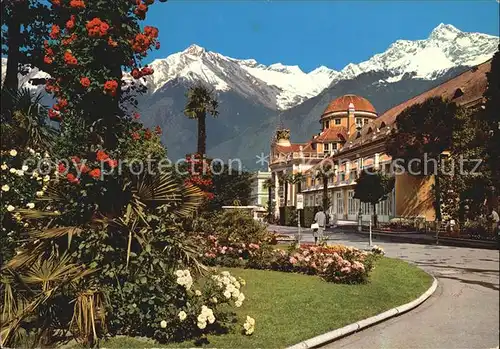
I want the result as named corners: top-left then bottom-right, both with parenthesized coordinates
top-left (6, 205), bottom-right (15, 212)
top-left (197, 321), bottom-right (207, 329)
top-left (1, 163), bottom-right (7, 170)
top-left (235, 300), bottom-right (242, 308)
top-left (175, 270), bottom-right (184, 277)
top-left (36, 191), bottom-right (44, 197)
top-left (207, 315), bottom-right (215, 324)
top-left (1, 184), bottom-right (9, 192)
top-left (21, 165), bottom-right (28, 171)
top-left (160, 320), bottom-right (167, 328)
top-left (223, 290), bottom-right (231, 299)
top-left (10, 149), bottom-right (17, 157)
top-left (238, 293), bottom-right (245, 302)
top-left (195, 290), bottom-right (202, 296)
top-left (9, 168), bottom-right (16, 174)
top-left (178, 311), bottom-right (187, 321)
top-left (43, 175), bottom-right (50, 182)
top-left (16, 170), bottom-right (24, 176)
top-left (26, 203), bottom-right (35, 209)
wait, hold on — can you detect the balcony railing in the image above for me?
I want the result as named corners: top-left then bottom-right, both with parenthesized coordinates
top-left (271, 151), bottom-right (330, 164)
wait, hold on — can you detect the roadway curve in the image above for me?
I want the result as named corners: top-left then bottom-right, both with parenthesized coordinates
top-left (269, 225), bottom-right (500, 349)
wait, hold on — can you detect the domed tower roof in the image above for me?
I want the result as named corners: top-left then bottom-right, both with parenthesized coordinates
top-left (321, 94), bottom-right (377, 119)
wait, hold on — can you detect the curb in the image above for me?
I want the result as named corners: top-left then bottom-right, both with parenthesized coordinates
top-left (287, 276), bottom-right (438, 349)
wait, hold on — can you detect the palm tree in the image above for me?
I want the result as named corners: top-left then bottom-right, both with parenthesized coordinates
top-left (279, 173), bottom-right (293, 207)
top-left (1, 88), bottom-right (56, 150)
top-left (292, 173), bottom-right (305, 194)
top-left (184, 83), bottom-right (219, 156)
top-left (317, 165), bottom-right (332, 212)
top-left (263, 178), bottom-right (274, 217)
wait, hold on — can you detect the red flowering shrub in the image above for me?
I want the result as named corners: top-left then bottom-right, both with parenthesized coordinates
top-left (103, 80), bottom-right (118, 96)
top-left (80, 77), bottom-right (90, 88)
top-left (86, 18), bottom-right (109, 37)
top-left (69, 0), bottom-right (86, 9)
top-left (49, 24), bottom-right (60, 39)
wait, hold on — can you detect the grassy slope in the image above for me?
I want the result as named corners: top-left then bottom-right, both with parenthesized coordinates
top-left (96, 257), bottom-right (432, 348)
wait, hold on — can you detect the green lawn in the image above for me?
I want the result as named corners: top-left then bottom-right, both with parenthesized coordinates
top-left (90, 258), bottom-right (432, 348)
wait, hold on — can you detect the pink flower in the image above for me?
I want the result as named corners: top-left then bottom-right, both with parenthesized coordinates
top-left (289, 257), bottom-right (297, 264)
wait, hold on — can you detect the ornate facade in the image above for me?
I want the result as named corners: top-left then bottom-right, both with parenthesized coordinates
top-left (269, 60), bottom-right (491, 223)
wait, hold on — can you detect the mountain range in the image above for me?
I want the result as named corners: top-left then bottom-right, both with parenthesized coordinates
top-left (2, 24), bottom-right (499, 169)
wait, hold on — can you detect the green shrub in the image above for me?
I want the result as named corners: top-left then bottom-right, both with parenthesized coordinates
top-left (279, 206), bottom-right (297, 226)
top-left (302, 206), bottom-right (320, 228)
top-left (194, 209), bottom-right (269, 245)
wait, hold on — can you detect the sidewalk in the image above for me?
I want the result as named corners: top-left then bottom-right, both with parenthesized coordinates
top-left (269, 224), bottom-right (499, 250)
top-left (330, 226), bottom-right (499, 250)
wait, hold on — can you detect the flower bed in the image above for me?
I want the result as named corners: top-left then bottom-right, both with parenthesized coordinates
top-left (198, 235), bottom-right (380, 284)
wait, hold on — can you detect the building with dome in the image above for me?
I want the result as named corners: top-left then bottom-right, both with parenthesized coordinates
top-left (269, 60), bottom-right (491, 223)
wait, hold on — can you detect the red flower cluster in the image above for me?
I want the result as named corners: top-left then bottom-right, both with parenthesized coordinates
top-left (144, 128), bottom-right (152, 140)
top-left (64, 51), bottom-right (78, 66)
top-left (66, 15), bottom-right (76, 30)
top-left (49, 25), bottom-right (60, 39)
top-left (103, 80), bottom-right (118, 96)
top-left (48, 108), bottom-right (61, 121)
top-left (131, 66), bottom-right (154, 79)
top-left (67, 173), bottom-right (80, 184)
top-left (134, 1), bottom-right (148, 19)
top-left (132, 132), bottom-right (140, 140)
top-left (69, 0), bottom-right (86, 8)
top-left (89, 168), bottom-right (101, 179)
top-left (144, 26), bottom-right (159, 39)
top-left (108, 37), bottom-right (118, 47)
top-left (131, 26), bottom-right (159, 55)
top-left (50, 0), bottom-right (61, 6)
top-left (53, 98), bottom-right (68, 111)
top-left (45, 79), bottom-right (60, 94)
top-left (185, 176), bottom-right (213, 188)
top-left (62, 33), bottom-right (78, 46)
top-left (86, 18), bottom-right (110, 37)
top-left (80, 77), bottom-right (91, 88)
top-left (154, 125), bottom-right (162, 135)
top-left (133, 112), bottom-right (140, 119)
top-left (44, 46), bottom-right (54, 65)
top-left (96, 150), bottom-right (118, 168)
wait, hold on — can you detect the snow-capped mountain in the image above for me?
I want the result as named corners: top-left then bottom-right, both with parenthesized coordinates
top-left (142, 44), bottom-right (338, 110)
top-left (139, 23), bottom-right (497, 110)
top-left (2, 23), bottom-right (498, 111)
top-left (334, 23), bottom-right (498, 82)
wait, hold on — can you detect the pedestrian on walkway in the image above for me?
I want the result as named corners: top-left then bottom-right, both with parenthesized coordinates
top-left (488, 208), bottom-right (499, 247)
top-left (313, 208), bottom-right (327, 245)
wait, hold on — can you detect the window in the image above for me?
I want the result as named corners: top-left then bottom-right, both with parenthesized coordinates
top-left (364, 118), bottom-right (369, 125)
top-left (324, 143), bottom-right (330, 152)
top-left (340, 173), bottom-right (345, 182)
top-left (336, 192), bottom-right (343, 215)
top-left (331, 142), bottom-right (337, 150)
top-left (335, 118), bottom-right (341, 125)
top-left (356, 118), bottom-right (363, 126)
top-left (311, 143), bottom-right (317, 150)
top-left (324, 120), bottom-right (330, 129)
top-left (348, 191), bottom-right (359, 215)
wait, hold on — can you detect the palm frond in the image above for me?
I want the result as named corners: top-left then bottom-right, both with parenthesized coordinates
top-left (177, 182), bottom-right (204, 217)
top-left (5, 87), bottom-right (56, 150)
top-left (184, 83), bottom-right (219, 119)
top-left (70, 290), bottom-right (107, 347)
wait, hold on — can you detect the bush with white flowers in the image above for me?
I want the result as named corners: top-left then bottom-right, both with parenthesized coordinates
top-left (0, 148), bottom-right (55, 262)
top-left (154, 269), bottom-right (251, 343)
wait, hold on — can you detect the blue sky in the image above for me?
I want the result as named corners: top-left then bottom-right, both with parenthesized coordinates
top-left (145, 1), bottom-right (499, 72)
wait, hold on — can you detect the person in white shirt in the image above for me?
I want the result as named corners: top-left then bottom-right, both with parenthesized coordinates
top-left (313, 208), bottom-right (326, 245)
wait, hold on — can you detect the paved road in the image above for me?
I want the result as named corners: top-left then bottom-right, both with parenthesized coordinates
top-left (269, 225), bottom-right (500, 349)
